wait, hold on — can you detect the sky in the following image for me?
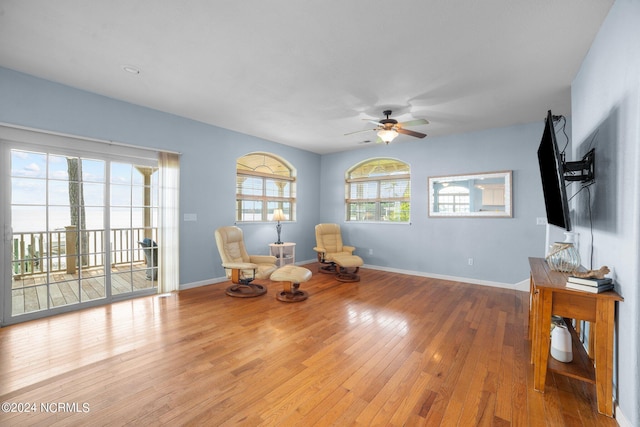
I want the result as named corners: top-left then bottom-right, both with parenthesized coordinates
top-left (10, 149), bottom-right (158, 233)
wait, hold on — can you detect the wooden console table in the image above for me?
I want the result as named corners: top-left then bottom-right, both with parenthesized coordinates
top-left (528, 257), bottom-right (623, 416)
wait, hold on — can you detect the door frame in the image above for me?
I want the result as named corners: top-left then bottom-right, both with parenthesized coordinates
top-left (1, 125), bottom-right (160, 326)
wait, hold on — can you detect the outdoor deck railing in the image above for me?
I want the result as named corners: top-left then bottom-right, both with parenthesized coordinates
top-left (12, 227), bottom-right (157, 278)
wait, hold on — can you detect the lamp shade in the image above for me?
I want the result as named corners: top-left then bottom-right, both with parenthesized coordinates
top-left (272, 209), bottom-right (286, 221)
top-left (378, 129), bottom-right (398, 144)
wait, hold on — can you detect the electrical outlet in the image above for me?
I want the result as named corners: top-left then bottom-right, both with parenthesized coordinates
top-left (368, 249), bottom-right (373, 255)
top-left (468, 258), bottom-right (474, 266)
top-left (536, 217), bottom-right (548, 225)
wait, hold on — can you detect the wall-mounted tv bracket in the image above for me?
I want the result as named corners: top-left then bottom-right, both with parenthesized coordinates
top-left (563, 148), bottom-right (595, 182)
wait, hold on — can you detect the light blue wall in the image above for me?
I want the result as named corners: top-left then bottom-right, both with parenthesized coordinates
top-left (571, 0), bottom-right (640, 424)
top-left (0, 66), bottom-right (551, 287)
top-left (320, 123), bottom-right (549, 284)
top-left (0, 67), bottom-right (322, 285)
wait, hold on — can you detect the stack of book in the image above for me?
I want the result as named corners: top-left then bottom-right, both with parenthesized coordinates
top-left (566, 276), bottom-right (614, 293)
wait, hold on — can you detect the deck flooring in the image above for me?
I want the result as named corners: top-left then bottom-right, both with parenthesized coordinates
top-left (11, 263), bottom-right (156, 316)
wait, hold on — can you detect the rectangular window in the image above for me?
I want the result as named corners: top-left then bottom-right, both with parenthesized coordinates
top-left (237, 176), bottom-right (263, 196)
top-left (346, 178), bottom-right (410, 222)
top-left (436, 194), bottom-right (470, 213)
top-left (237, 200), bottom-right (263, 222)
top-left (349, 182), bottom-right (378, 199)
top-left (347, 202), bottom-right (376, 221)
top-left (236, 174), bottom-right (295, 222)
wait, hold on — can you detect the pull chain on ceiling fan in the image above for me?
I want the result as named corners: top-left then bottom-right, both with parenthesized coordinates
top-left (345, 110), bottom-right (429, 144)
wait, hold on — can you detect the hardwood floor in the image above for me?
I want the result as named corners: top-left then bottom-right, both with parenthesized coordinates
top-left (0, 264), bottom-right (618, 426)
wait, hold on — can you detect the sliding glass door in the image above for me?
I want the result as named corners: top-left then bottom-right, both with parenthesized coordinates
top-left (109, 162), bottom-right (159, 296)
top-left (4, 145), bottom-right (158, 323)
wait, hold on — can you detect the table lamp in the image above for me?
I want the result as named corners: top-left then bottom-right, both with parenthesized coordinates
top-left (273, 209), bottom-right (286, 244)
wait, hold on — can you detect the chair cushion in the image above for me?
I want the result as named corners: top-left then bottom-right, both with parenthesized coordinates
top-left (225, 241), bottom-right (246, 263)
top-left (315, 223), bottom-right (344, 253)
top-left (215, 226), bottom-right (250, 263)
top-left (271, 265), bottom-right (312, 283)
top-left (255, 263), bottom-right (278, 279)
top-left (332, 255), bottom-right (363, 268)
top-left (325, 251), bottom-right (356, 262)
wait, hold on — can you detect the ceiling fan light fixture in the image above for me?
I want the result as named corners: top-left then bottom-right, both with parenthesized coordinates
top-left (377, 129), bottom-right (398, 144)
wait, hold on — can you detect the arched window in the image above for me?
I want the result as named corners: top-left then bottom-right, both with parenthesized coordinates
top-left (345, 158), bottom-right (410, 222)
top-left (236, 152), bottom-right (296, 222)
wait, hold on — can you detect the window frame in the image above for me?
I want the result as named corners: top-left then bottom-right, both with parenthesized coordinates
top-left (235, 153), bottom-right (296, 223)
top-left (345, 158), bottom-right (411, 223)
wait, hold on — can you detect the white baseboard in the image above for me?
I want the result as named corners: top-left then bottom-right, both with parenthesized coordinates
top-left (513, 278), bottom-right (530, 292)
top-left (363, 263), bottom-right (529, 291)
top-left (615, 404), bottom-right (632, 427)
top-left (179, 263), bottom-right (529, 292)
top-left (180, 276), bottom-right (227, 290)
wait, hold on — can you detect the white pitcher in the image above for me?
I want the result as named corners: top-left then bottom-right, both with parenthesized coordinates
top-left (551, 322), bottom-right (573, 363)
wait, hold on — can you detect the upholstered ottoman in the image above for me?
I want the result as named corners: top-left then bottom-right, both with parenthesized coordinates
top-left (270, 265), bottom-right (312, 302)
top-left (332, 255), bottom-right (363, 282)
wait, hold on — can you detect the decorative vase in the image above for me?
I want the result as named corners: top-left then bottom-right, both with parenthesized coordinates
top-left (546, 232), bottom-right (581, 272)
top-left (551, 320), bottom-right (573, 363)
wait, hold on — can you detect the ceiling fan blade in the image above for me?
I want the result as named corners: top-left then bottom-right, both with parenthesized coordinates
top-left (364, 119), bottom-right (384, 126)
top-left (396, 128), bottom-right (427, 138)
top-left (398, 118), bottom-right (429, 127)
top-left (344, 128), bottom-right (376, 136)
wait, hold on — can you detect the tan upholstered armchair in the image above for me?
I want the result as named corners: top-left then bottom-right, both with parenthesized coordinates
top-left (215, 226), bottom-right (278, 297)
top-left (313, 223), bottom-right (355, 274)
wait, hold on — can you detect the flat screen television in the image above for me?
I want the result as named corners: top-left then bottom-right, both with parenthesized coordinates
top-left (537, 110), bottom-right (571, 231)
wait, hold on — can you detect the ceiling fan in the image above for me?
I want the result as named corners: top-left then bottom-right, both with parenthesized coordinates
top-left (345, 110), bottom-right (429, 144)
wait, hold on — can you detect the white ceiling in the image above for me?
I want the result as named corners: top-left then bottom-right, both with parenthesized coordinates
top-left (0, 1), bottom-right (614, 154)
